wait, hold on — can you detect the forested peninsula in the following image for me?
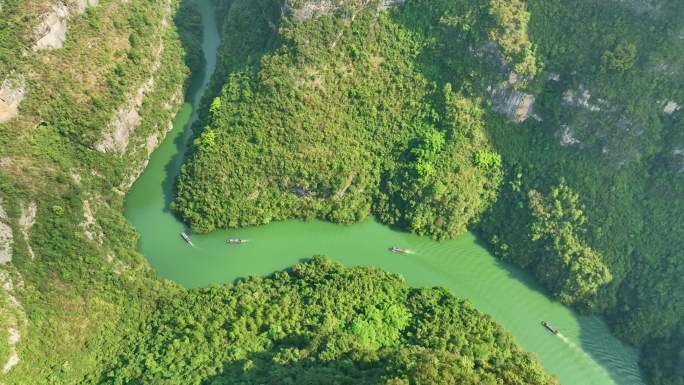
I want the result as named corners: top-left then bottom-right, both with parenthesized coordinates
top-left (0, 0), bottom-right (682, 385)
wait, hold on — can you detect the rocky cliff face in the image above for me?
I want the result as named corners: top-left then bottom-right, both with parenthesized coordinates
top-left (0, 0), bottom-right (100, 124)
top-left (0, 0), bottom-right (188, 382)
top-left (491, 85), bottom-right (535, 122)
top-left (33, 0), bottom-right (99, 50)
top-left (33, 2), bottom-right (70, 50)
top-left (0, 200), bottom-right (12, 265)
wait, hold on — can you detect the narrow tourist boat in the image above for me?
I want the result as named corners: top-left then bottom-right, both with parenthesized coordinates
top-left (542, 321), bottom-right (559, 335)
top-left (390, 246), bottom-right (410, 254)
top-left (227, 238), bottom-right (246, 244)
top-left (180, 232), bottom-right (193, 246)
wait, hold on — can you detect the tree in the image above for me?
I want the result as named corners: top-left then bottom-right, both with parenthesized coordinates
top-left (528, 182), bottom-right (612, 306)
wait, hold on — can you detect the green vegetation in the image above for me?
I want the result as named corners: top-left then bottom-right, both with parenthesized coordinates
top-left (175, 1), bottom-right (684, 384)
top-left (101, 257), bottom-right (557, 385)
top-left (479, 2), bottom-right (684, 384)
top-left (174, 0), bottom-right (516, 239)
top-left (528, 182), bottom-right (612, 306)
top-left (0, 0), bottom-right (193, 383)
top-left (1, 0), bottom-right (682, 384)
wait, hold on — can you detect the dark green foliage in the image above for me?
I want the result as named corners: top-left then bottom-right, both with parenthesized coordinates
top-left (175, 0), bottom-right (507, 239)
top-left (478, 1), bottom-right (684, 384)
top-left (101, 258), bottom-right (557, 385)
top-left (175, 0), bottom-right (206, 84)
top-left (641, 324), bottom-right (684, 385)
top-left (527, 182), bottom-right (612, 306)
top-left (601, 41), bottom-right (637, 72)
top-left (2, 0), bottom-right (681, 384)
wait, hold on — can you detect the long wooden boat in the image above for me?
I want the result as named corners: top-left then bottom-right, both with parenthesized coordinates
top-left (390, 246), bottom-right (410, 254)
top-left (180, 232), bottom-right (193, 245)
top-left (542, 321), bottom-right (559, 335)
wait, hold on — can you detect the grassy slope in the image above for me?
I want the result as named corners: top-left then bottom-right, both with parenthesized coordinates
top-left (0, 0), bottom-right (190, 383)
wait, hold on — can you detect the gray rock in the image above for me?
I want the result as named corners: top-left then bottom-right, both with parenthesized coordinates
top-left (491, 85), bottom-right (535, 123)
top-left (284, 0), bottom-right (403, 22)
top-left (559, 125), bottom-right (581, 147)
top-left (33, 2), bottom-right (70, 50)
top-left (562, 86), bottom-right (603, 112)
top-left (0, 75), bottom-right (26, 124)
top-left (663, 100), bottom-right (680, 114)
top-left (0, 199), bottom-right (12, 265)
top-left (74, 0), bottom-right (98, 14)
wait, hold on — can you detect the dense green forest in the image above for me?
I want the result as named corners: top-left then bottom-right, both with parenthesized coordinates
top-left (175, 1), bottom-right (683, 384)
top-left (100, 257), bottom-right (557, 385)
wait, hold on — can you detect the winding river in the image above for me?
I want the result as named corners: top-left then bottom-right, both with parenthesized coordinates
top-left (124, 1), bottom-right (645, 384)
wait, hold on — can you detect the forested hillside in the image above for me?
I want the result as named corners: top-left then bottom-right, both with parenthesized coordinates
top-left (176, 1), bottom-right (683, 384)
top-left (101, 257), bottom-right (557, 385)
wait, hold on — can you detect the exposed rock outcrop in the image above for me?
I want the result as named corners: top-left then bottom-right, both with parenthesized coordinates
top-left (95, 86), bottom-right (146, 154)
top-left (145, 133), bottom-right (160, 154)
top-left (379, 0), bottom-right (405, 10)
top-left (96, 9), bottom-right (169, 155)
top-left (560, 125), bottom-right (581, 147)
top-left (663, 100), bottom-right (680, 114)
top-left (0, 199), bottom-right (12, 265)
top-left (95, 72), bottom-right (157, 154)
top-left (33, 0), bottom-right (100, 50)
top-left (81, 200), bottom-right (103, 244)
top-left (74, 0), bottom-right (99, 14)
top-left (0, 271), bottom-right (25, 374)
top-left (33, 2), bottom-right (70, 50)
top-left (0, 75), bottom-right (26, 124)
top-left (19, 203), bottom-right (36, 260)
top-left (284, 0), bottom-right (403, 21)
top-left (491, 85), bottom-right (535, 123)
top-left (286, 0), bottom-right (337, 20)
top-left (562, 86), bottom-right (605, 112)
top-left (546, 72), bottom-right (560, 81)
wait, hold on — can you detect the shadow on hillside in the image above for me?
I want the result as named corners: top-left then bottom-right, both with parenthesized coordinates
top-left (161, 0), bottom-right (283, 219)
top-left (205, 350), bottom-right (387, 385)
top-left (388, 3), bottom-right (646, 385)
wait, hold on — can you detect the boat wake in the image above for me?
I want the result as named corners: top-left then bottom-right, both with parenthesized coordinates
top-left (557, 333), bottom-right (578, 349)
top-left (555, 332), bottom-right (605, 375)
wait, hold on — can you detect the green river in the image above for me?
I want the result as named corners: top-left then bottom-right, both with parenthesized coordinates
top-left (124, 1), bottom-right (645, 384)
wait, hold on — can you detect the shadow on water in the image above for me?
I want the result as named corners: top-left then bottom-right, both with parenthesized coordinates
top-left (160, 0), bottom-right (284, 216)
top-left (161, 0), bottom-right (221, 214)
